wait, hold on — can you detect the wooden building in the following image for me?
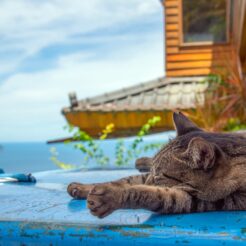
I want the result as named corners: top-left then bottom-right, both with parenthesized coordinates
top-left (61, 0), bottom-right (246, 138)
top-left (164, 0), bottom-right (246, 77)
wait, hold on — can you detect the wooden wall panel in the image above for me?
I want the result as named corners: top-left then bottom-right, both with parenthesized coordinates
top-left (164, 0), bottom-right (233, 77)
top-left (166, 39), bottom-right (179, 46)
top-left (166, 16), bottom-right (179, 24)
top-left (166, 31), bottom-right (179, 38)
top-left (167, 51), bottom-right (234, 62)
top-left (232, 0), bottom-right (246, 53)
top-left (166, 24), bottom-right (179, 31)
top-left (165, 1), bottom-right (179, 8)
top-left (238, 2), bottom-right (246, 68)
top-left (167, 60), bottom-right (226, 70)
top-left (166, 8), bottom-right (179, 15)
top-left (242, 59), bottom-right (246, 75)
top-left (167, 68), bottom-right (212, 77)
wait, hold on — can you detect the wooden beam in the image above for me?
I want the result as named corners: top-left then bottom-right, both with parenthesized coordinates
top-left (166, 31), bottom-right (179, 38)
top-left (166, 16), bottom-right (179, 24)
top-left (166, 39), bottom-right (179, 46)
top-left (165, 8), bottom-right (179, 15)
top-left (239, 4), bottom-right (246, 64)
top-left (165, 1), bottom-right (179, 8)
top-left (166, 24), bottom-right (179, 31)
top-left (166, 60), bottom-right (226, 70)
top-left (167, 68), bottom-right (212, 77)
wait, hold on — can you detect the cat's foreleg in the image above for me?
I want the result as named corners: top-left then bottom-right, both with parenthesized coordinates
top-left (87, 184), bottom-right (193, 218)
top-left (67, 173), bottom-right (150, 199)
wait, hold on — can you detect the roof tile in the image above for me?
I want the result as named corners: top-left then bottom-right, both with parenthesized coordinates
top-left (62, 76), bottom-right (208, 113)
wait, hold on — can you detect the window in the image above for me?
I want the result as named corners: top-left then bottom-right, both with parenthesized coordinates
top-left (181, 0), bottom-right (228, 44)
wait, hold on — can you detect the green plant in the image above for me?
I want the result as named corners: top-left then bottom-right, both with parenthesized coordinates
top-left (114, 116), bottom-right (162, 166)
top-left (66, 124), bottom-right (112, 166)
top-left (132, 116), bottom-right (161, 149)
top-left (49, 147), bottom-right (76, 170)
top-left (224, 118), bottom-right (246, 132)
top-left (187, 73), bottom-right (235, 131)
top-left (50, 116), bottom-right (163, 169)
top-left (186, 47), bottom-right (246, 132)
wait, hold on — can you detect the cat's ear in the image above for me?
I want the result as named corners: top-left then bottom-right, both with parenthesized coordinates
top-left (173, 112), bottom-right (202, 136)
top-left (185, 137), bottom-right (215, 170)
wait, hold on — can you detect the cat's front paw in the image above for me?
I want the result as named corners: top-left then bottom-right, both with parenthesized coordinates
top-left (67, 182), bottom-right (92, 199)
top-left (87, 184), bottom-right (122, 218)
top-left (135, 157), bottom-right (152, 172)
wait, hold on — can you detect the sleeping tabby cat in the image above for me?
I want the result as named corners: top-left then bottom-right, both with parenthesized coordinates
top-left (67, 112), bottom-right (246, 218)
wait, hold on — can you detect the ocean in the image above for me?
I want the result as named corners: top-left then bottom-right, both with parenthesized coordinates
top-left (0, 131), bottom-right (175, 174)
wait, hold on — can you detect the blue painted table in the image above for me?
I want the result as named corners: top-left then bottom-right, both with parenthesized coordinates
top-left (0, 168), bottom-right (245, 245)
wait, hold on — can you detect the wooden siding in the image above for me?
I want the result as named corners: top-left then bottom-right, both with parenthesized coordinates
top-left (232, 0), bottom-right (246, 53)
top-left (164, 0), bottom-right (233, 77)
top-left (234, 0), bottom-right (246, 74)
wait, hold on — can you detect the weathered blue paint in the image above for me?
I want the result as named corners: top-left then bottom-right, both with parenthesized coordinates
top-left (0, 168), bottom-right (245, 245)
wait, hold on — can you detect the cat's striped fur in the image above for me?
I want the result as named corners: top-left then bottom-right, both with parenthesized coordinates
top-left (67, 112), bottom-right (246, 218)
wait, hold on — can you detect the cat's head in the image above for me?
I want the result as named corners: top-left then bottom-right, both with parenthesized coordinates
top-left (152, 112), bottom-right (232, 198)
top-left (171, 112), bottom-right (222, 171)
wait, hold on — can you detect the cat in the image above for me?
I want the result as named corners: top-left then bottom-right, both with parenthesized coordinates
top-left (67, 112), bottom-right (246, 218)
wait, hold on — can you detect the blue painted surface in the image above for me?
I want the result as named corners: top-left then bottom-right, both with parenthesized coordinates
top-left (0, 168), bottom-right (245, 245)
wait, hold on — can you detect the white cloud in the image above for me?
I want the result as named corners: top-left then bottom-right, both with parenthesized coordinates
top-left (0, 38), bottom-right (164, 142)
top-left (0, 0), bottom-right (164, 142)
top-left (0, 0), bottom-right (162, 74)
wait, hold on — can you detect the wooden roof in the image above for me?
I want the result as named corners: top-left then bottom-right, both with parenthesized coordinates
top-left (62, 77), bottom-right (207, 114)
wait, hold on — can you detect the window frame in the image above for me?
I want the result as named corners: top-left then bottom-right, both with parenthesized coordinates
top-left (179, 0), bottom-right (231, 46)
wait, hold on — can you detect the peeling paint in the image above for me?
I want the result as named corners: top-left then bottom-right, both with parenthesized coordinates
top-left (0, 170), bottom-right (246, 245)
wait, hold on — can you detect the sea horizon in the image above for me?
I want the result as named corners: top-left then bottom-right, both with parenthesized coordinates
top-left (0, 131), bottom-right (176, 174)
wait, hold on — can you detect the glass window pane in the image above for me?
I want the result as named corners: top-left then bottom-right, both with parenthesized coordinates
top-left (182, 0), bottom-right (227, 43)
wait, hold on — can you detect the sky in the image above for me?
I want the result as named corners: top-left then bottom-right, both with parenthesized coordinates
top-left (0, 0), bottom-right (165, 142)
